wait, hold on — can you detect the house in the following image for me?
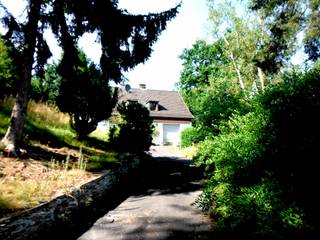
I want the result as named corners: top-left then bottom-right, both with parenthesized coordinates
top-left (104, 84), bottom-right (193, 146)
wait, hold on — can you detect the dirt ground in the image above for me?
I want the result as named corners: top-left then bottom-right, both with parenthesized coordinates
top-left (0, 146), bottom-right (99, 219)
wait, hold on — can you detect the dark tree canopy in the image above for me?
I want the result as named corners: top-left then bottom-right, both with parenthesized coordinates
top-left (249, 0), bottom-right (320, 69)
top-left (0, 0), bottom-right (180, 154)
top-left (0, 37), bottom-right (17, 98)
top-left (48, 0), bottom-right (180, 83)
top-left (57, 50), bottom-right (118, 139)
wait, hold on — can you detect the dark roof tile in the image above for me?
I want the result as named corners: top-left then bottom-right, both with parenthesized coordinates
top-left (118, 88), bottom-right (193, 119)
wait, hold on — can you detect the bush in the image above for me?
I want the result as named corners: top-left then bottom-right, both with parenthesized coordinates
top-left (196, 63), bottom-right (320, 239)
top-left (259, 63), bottom-right (320, 235)
top-left (109, 102), bottom-right (154, 153)
top-left (180, 127), bottom-right (199, 147)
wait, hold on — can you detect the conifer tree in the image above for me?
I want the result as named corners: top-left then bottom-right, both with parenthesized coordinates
top-left (0, 0), bottom-right (180, 155)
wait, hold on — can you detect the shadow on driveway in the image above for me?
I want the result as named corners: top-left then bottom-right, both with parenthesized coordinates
top-left (130, 156), bottom-right (204, 196)
top-left (76, 154), bottom-right (215, 240)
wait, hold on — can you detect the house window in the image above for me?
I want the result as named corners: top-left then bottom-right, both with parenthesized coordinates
top-left (148, 101), bottom-right (159, 111)
top-left (127, 99), bottom-right (138, 104)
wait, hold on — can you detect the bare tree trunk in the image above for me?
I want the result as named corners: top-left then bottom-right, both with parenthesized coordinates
top-left (1, 71), bottom-right (30, 155)
top-left (257, 67), bottom-right (265, 91)
top-left (232, 60), bottom-right (245, 90)
top-left (1, 0), bottom-right (42, 155)
top-left (222, 35), bottom-right (246, 90)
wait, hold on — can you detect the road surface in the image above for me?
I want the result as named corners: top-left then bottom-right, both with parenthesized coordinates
top-left (77, 146), bottom-right (214, 240)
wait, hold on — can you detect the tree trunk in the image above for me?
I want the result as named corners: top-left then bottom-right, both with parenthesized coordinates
top-left (222, 34), bottom-right (246, 91)
top-left (257, 67), bottom-right (265, 91)
top-left (1, 0), bottom-right (42, 155)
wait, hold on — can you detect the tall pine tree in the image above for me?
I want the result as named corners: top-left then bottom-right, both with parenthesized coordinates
top-left (0, 0), bottom-right (180, 155)
top-left (249, 0), bottom-right (319, 70)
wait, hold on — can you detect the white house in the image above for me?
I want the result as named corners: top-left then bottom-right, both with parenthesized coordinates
top-left (100, 84), bottom-right (193, 146)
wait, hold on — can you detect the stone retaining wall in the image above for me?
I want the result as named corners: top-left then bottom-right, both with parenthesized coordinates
top-left (0, 157), bottom-right (140, 240)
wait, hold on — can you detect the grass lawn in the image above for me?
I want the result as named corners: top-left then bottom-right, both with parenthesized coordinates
top-left (0, 97), bottom-right (130, 219)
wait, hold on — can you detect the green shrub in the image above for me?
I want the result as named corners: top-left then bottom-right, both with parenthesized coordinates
top-left (109, 101), bottom-right (154, 153)
top-left (259, 63), bottom-right (320, 234)
top-left (196, 62), bottom-right (320, 239)
top-left (180, 127), bottom-right (199, 147)
top-left (196, 109), bottom-right (294, 238)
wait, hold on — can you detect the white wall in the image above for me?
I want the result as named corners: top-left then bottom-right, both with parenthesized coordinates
top-left (153, 122), bottom-right (191, 146)
top-left (153, 122), bottom-right (163, 145)
top-left (98, 120), bottom-right (191, 146)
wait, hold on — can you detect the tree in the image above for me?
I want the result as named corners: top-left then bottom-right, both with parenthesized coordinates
top-left (31, 63), bottom-right (61, 103)
top-left (0, 37), bottom-right (17, 98)
top-left (0, 0), bottom-right (43, 155)
top-left (109, 101), bottom-right (154, 153)
top-left (207, 0), bottom-right (271, 92)
top-left (177, 39), bottom-right (227, 94)
top-left (304, 0), bottom-right (320, 61)
top-left (57, 50), bottom-right (117, 139)
top-left (195, 63), bottom-right (320, 239)
top-left (178, 39), bottom-right (250, 141)
top-left (0, 0), bottom-right (180, 155)
top-left (249, 0), bottom-right (319, 65)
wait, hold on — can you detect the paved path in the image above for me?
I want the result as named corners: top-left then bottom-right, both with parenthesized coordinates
top-left (77, 146), bottom-right (214, 240)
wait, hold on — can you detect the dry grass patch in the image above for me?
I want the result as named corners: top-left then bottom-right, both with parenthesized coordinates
top-left (0, 98), bottom-right (120, 220)
top-left (27, 100), bottom-right (69, 129)
top-left (0, 156), bottom-right (100, 219)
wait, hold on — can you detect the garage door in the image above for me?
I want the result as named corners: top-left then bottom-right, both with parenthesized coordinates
top-left (163, 124), bottom-right (180, 145)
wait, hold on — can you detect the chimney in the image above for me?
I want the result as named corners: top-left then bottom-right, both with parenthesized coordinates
top-left (139, 83), bottom-right (146, 89)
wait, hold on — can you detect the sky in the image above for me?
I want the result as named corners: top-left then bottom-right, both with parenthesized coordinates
top-left (116, 0), bottom-right (209, 91)
top-left (0, 0), bottom-right (209, 91)
top-left (0, 0), bottom-right (307, 91)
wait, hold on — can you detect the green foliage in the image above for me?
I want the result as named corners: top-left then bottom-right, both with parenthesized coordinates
top-left (304, 0), bottom-right (320, 61)
top-left (30, 63), bottom-right (61, 103)
top-left (178, 39), bottom-right (250, 143)
top-left (258, 63), bottom-right (320, 232)
top-left (196, 64), bottom-right (320, 238)
top-left (109, 101), bottom-right (154, 153)
top-left (57, 50), bottom-right (117, 139)
top-left (180, 127), bottom-right (199, 148)
top-left (249, 0), bottom-right (320, 65)
top-left (178, 39), bottom-right (229, 93)
top-left (196, 108), bottom-right (292, 238)
top-left (0, 38), bottom-right (17, 98)
top-left (191, 78), bottom-right (250, 138)
top-left (207, 0), bottom-right (269, 87)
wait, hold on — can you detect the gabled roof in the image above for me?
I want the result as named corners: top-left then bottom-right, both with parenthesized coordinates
top-left (118, 88), bottom-right (193, 120)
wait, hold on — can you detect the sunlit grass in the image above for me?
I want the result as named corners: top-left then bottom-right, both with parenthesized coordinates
top-left (89, 128), bottom-right (109, 142)
top-left (27, 100), bottom-right (69, 129)
top-left (0, 97), bottom-right (123, 217)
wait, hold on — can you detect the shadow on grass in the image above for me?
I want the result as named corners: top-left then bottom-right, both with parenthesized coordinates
top-left (1, 120), bottom-right (121, 173)
top-left (24, 120), bottom-right (78, 149)
top-left (23, 120), bottom-right (112, 155)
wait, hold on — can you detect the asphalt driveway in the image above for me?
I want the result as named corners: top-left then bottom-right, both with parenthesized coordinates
top-left (77, 146), bottom-right (214, 240)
